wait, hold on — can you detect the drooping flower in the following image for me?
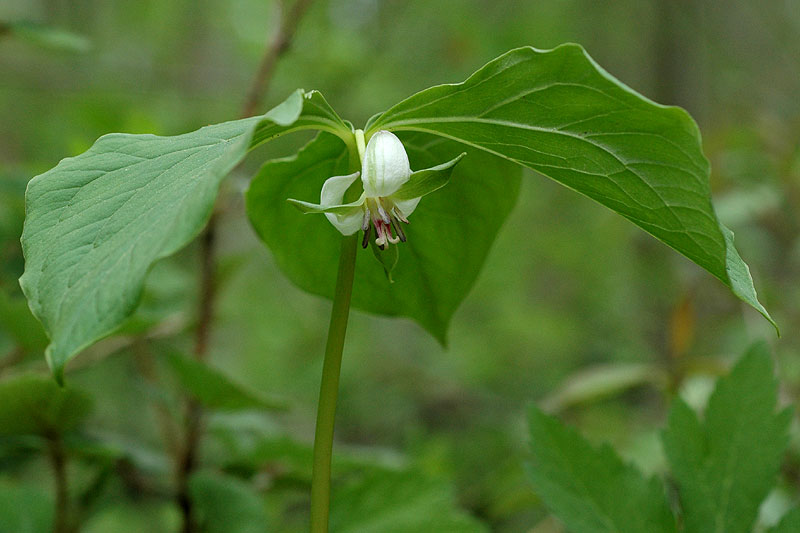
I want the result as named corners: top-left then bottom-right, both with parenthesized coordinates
top-left (288, 130), bottom-right (464, 249)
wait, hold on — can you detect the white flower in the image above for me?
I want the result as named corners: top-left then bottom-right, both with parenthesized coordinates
top-left (288, 130), bottom-right (464, 249)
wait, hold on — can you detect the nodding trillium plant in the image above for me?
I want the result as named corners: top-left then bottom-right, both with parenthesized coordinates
top-left (17, 43), bottom-right (776, 533)
top-left (287, 130), bottom-right (465, 250)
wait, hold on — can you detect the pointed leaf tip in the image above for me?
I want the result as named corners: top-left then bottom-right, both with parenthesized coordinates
top-left (368, 43), bottom-right (773, 329)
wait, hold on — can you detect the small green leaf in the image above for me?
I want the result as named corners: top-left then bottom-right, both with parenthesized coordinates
top-left (5, 21), bottom-right (91, 53)
top-left (162, 351), bottom-right (286, 412)
top-left (0, 481), bottom-right (53, 533)
top-left (189, 471), bottom-right (268, 533)
top-left (541, 362), bottom-right (667, 412)
top-left (768, 508), bottom-right (800, 533)
top-left (20, 90), bottom-right (349, 380)
top-left (367, 43), bottom-right (773, 329)
top-left (0, 374), bottom-right (92, 436)
top-left (329, 470), bottom-right (487, 533)
top-left (370, 239), bottom-right (399, 283)
top-left (526, 407), bottom-right (676, 533)
top-left (391, 152), bottom-right (465, 201)
top-left (662, 342), bottom-right (791, 533)
top-left (246, 131), bottom-right (520, 343)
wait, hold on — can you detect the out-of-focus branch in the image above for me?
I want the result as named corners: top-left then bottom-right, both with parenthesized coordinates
top-left (175, 2), bottom-right (315, 532)
top-left (48, 433), bottom-right (72, 533)
top-left (240, 0), bottom-right (315, 118)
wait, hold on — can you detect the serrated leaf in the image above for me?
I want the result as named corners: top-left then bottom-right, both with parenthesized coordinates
top-left (367, 43), bottom-right (773, 329)
top-left (662, 342), bottom-right (791, 533)
top-left (0, 374), bottom-right (92, 436)
top-left (329, 470), bottom-right (487, 533)
top-left (526, 407), bottom-right (676, 533)
top-left (163, 351), bottom-right (286, 412)
top-left (768, 508), bottom-right (800, 533)
top-left (19, 90), bottom-right (349, 380)
top-left (246, 131), bottom-right (520, 343)
top-left (189, 471), bottom-right (268, 533)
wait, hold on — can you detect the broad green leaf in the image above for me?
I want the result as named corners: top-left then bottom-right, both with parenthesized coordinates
top-left (526, 407), bottom-right (676, 533)
top-left (329, 470), bottom-right (487, 533)
top-left (768, 508), bottom-right (800, 533)
top-left (246, 131), bottom-right (520, 343)
top-left (162, 351), bottom-right (286, 412)
top-left (189, 471), bottom-right (268, 533)
top-left (367, 43), bottom-right (773, 328)
top-left (662, 342), bottom-right (791, 533)
top-left (0, 481), bottom-right (53, 533)
top-left (0, 374), bottom-right (92, 436)
top-left (19, 89), bottom-right (349, 380)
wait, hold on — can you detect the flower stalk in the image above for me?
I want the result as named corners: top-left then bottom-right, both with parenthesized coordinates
top-left (309, 132), bottom-right (363, 533)
top-left (307, 129), bottom-right (464, 531)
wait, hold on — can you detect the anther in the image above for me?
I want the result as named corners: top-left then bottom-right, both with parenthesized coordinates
top-left (390, 217), bottom-right (406, 242)
top-left (362, 224), bottom-right (371, 248)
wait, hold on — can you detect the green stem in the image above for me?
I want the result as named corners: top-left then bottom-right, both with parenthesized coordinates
top-left (310, 234), bottom-right (358, 532)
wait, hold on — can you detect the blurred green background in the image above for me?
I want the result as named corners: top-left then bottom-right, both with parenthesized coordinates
top-left (1, 0), bottom-right (799, 531)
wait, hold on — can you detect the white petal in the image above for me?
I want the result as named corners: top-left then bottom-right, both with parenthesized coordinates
top-left (361, 131), bottom-right (411, 198)
top-left (393, 197), bottom-right (421, 218)
top-left (319, 172), bottom-right (363, 235)
top-left (325, 208), bottom-right (363, 235)
top-left (320, 171), bottom-right (360, 206)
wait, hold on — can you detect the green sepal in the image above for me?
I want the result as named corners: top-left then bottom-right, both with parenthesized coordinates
top-left (392, 153), bottom-right (466, 201)
top-left (286, 197), bottom-right (364, 216)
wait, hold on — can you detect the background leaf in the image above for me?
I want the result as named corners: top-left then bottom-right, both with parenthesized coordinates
top-left (0, 290), bottom-right (47, 352)
top-left (367, 43), bottom-right (772, 327)
top-left (661, 342), bottom-right (791, 533)
top-left (189, 471), bottom-right (269, 533)
top-left (526, 407), bottom-right (676, 533)
top-left (768, 508), bottom-right (800, 533)
top-left (246, 131), bottom-right (520, 343)
top-left (0, 374), bottom-right (92, 436)
top-left (19, 90), bottom-right (348, 380)
top-left (0, 481), bottom-right (53, 533)
top-left (540, 362), bottom-right (668, 412)
top-left (328, 469), bottom-right (487, 533)
top-left (3, 21), bottom-right (90, 53)
top-left (162, 351), bottom-right (286, 412)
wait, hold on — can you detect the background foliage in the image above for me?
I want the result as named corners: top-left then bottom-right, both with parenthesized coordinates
top-left (1, 0), bottom-right (799, 531)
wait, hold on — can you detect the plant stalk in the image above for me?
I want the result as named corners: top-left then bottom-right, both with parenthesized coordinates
top-left (309, 131), bottom-right (363, 532)
top-left (309, 234), bottom-right (358, 533)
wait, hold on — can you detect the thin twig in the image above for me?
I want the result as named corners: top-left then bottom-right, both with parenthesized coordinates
top-left (176, 215), bottom-right (217, 533)
top-left (240, 0), bottom-right (315, 118)
top-left (132, 339), bottom-right (181, 458)
top-left (175, 2), bottom-right (315, 531)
